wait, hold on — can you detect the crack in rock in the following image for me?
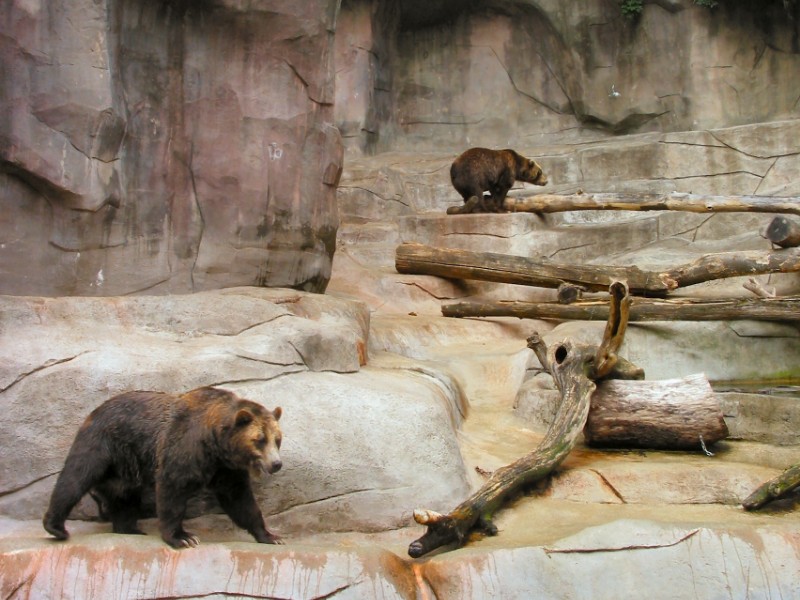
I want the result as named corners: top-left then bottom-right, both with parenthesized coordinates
top-left (545, 529), bottom-right (700, 554)
top-left (1, 352), bottom-right (91, 394)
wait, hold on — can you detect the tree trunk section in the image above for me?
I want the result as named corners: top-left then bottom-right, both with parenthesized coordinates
top-left (441, 295), bottom-right (800, 322)
top-left (407, 284), bottom-right (632, 558)
top-left (585, 374), bottom-right (729, 450)
top-left (395, 243), bottom-right (800, 295)
top-left (504, 191), bottom-right (800, 217)
top-left (395, 242), bottom-right (670, 293)
top-left (764, 216), bottom-right (800, 248)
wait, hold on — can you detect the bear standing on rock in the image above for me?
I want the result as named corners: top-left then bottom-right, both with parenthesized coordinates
top-left (448, 147), bottom-right (548, 214)
top-left (43, 386), bottom-right (283, 549)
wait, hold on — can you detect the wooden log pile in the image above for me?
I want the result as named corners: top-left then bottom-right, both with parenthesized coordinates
top-left (400, 197), bottom-right (800, 553)
top-left (396, 211), bottom-right (800, 321)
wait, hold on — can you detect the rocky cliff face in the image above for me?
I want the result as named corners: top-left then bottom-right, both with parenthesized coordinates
top-left (1, 0), bottom-right (343, 296)
top-left (336, 0), bottom-right (800, 154)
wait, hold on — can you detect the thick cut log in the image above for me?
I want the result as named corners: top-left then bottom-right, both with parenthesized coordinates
top-left (764, 216), bottom-right (800, 248)
top-left (741, 464), bottom-right (800, 510)
top-left (585, 374), bottom-right (729, 450)
top-left (504, 191), bottom-right (800, 217)
top-left (407, 284), bottom-right (631, 558)
top-left (396, 243), bottom-right (670, 293)
top-left (441, 295), bottom-right (800, 322)
top-left (395, 243), bottom-right (800, 295)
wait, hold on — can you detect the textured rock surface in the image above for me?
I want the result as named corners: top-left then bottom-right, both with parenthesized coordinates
top-left (336, 0), bottom-right (800, 153)
top-left (0, 288), bottom-right (470, 531)
top-left (3, 1), bottom-right (800, 597)
top-left (1, 0), bottom-right (343, 296)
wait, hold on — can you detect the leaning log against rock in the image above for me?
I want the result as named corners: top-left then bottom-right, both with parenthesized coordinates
top-left (395, 243), bottom-right (800, 295)
top-left (408, 337), bottom-right (597, 558)
top-left (586, 374), bottom-right (729, 450)
top-left (741, 464), bottom-right (800, 510)
top-left (504, 191), bottom-right (800, 217)
top-left (441, 295), bottom-right (800, 322)
top-left (408, 282), bottom-right (631, 558)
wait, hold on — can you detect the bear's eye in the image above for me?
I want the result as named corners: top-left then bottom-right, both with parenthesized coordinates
top-left (255, 435), bottom-right (267, 448)
top-left (276, 436), bottom-right (282, 449)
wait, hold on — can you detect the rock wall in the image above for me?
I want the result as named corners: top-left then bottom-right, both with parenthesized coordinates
top-left (336, 0), bottom-right (800, 154)
top-left (1, 0), bottom-right (343, 296)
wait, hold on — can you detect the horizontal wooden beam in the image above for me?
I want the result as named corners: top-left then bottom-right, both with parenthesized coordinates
top-left (441, 295), bottom-right (800, 322)
top-left (396, 242), bottom-right (800, 295)
top-left (504, 191), bottom-right (800, 216)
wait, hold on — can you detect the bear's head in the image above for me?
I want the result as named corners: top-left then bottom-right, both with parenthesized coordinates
top-left (518, 158), bottom-right (548, 187)
top-left (224, 400), bottom-right (283, 479)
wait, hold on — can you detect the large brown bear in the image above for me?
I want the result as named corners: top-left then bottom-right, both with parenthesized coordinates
top-left (448, 147), bottom-right (548, 214)
top-left (43, 386), bottom-right (283, 549)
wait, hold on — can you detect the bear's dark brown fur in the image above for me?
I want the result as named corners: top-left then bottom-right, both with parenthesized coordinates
top-left (43, 386), bottom-right (283, 548)
top-left (449, 147), bottom-right (548, 213)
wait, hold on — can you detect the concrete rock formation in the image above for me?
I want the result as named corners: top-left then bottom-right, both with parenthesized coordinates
top-left (1, 0), bottom-right (343, 296)
top-left (2, 0), bottom-right (800, 598)
top-left (336, 0), bottom-right (800, 154)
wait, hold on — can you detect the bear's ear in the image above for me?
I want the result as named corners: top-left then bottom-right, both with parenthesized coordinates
top-left (235, 409), bottom-right (254, 427)
top-left (273, 407), bottom-right (282, 421)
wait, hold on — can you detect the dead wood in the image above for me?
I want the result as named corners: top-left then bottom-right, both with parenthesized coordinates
top-left (741, 464), bottom-right (800, 510)
top-left (660, 247), bottom-right (800, 289)
top-left (504, 191), bottom-right (800, 217)
top-left (407, 283), bottom-right (631, 558)
top-left (441, 295), bottom-right (800, 322)
top-left (743, 278), bottom-right (776, 299)
top-left (407, 337), bottom-right (597, 558)
top-left (586, 374), bottom-right (729, 450)
top-left (395, 242), bottom-right (800, 295)
top-left (395, 242), bottom-right (670, 293)
top-left (764, 215), bottom-right (800, 248)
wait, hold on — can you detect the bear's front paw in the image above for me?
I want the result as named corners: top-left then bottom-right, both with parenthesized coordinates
top-left (164, 530), bottom-right (200, 549)
top-left (256, 531), bottom-right (283, 545)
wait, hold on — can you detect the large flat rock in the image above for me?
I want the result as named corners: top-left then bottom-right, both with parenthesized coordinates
top-left (0, 288), bottom-right (469, 534)
top-left (2, 518), bottom-right (797, 599)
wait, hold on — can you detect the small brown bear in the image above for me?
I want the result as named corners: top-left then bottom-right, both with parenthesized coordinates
top-left (43, 386), bottom-right (283, 549)
top-left (448, 147), bottom-right (548, 214)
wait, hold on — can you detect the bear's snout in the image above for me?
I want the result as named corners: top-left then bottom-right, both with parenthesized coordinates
top-left (535, 171), bottom-right (548, 186)
top-left (267, 459), bottom-right (282, 474)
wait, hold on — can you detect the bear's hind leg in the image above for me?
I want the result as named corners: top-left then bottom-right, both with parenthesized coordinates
top-left (43, 442), bottom-right (112, 540)
top-left (489, 184), bottom-right (512, 212)
top-left (95, 483), bottom-right (146, 535)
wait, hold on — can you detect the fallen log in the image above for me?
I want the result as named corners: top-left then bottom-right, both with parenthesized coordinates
top-left (408, 337), bottom-right (597, 558)
top-left (764, 215), bottom-right (800, 248)
top-left (441, 295), bottom-right (800, 322)
top-left (586, 374), bottom-right (728, 450)
top-left (395, 242), bottom-right (800, 295)
top-left (504, 191), bottom-right (800, 217)
top-left (396, 242), bottom-right (670, 293)
top-left (741, 463), bottom-right (800, 510)
top-left (407, 283), bottom-right (630, 558)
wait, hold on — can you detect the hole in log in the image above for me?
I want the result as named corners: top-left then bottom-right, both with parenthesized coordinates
top-left (554, 344), bottom-right (569, 364)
